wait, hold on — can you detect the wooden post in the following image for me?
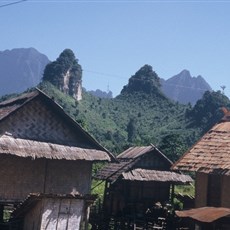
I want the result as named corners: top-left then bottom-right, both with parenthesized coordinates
top-left (102, 181), bottom-right (108, 213)
top-left (0, 204), bottom-right (4, 222)
top-left (170, 184), bottom-right (175, 205)
top-left (84, 204), bottom-right (90, 230)
top-left (43, 159), bottom-right (48, 193)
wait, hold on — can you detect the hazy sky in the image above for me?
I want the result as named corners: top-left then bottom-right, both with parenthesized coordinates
top-left (1, 0), bottom-right (230, 97)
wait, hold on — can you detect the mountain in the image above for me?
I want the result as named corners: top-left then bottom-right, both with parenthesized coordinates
top-left (161, 70), bottom-right (212, 105)
top-left (37, 65), bottom-right (204, 159)
top-left (121, 64), bottom-right (163, 96)
top-left (43, 49), bottom-right (82, 101)
top-left (0, 48), bottom-right (49, 96)
top-left (88, 89), bottom-right (113, 98)
top-left (0, 47), bottom-right (212, 106)
top-left (2, 61), bottom-right (229, 161)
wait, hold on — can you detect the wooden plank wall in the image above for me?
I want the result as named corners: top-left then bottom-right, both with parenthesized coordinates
top-left (195, 172), bottom-right (208, 208)
top-left (24, 197), bottom-right (84, 230)
top-left (221, 175), bottom-right (230, 208)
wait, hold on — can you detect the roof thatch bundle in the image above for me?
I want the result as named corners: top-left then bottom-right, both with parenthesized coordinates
top-left (0, 133), bottom-right (110, 161)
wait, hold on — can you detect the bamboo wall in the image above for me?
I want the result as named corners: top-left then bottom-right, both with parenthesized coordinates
top-left (104, 180), bottom-right (170, 217)
top-left (44, 159), bottom-right (92, 195)
top-left (0, 155), bottom-right (92, 202)
top-left (127, 181), bottom-right (170, 204)
top-left (135, 152), bottom-right (170, 170)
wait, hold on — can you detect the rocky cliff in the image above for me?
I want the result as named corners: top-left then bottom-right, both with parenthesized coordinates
top-left (43, 49), bottom-right (82, 101)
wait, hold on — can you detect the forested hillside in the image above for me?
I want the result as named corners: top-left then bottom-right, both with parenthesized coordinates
top-left (37, 68), bottom-right (230, 162)
top-left (1, 49), bottom-right (229, 162)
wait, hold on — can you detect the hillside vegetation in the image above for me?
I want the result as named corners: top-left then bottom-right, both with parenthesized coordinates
top-left (2, 49), bottom-right (230, 162)
top-left (37, 64), bottom-right (230, 161)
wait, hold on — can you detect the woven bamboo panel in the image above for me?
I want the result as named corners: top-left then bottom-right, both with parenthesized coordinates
top-left (0, 92), bottom-right (110, 161)
top-left (1, 98), bottom-right (85, 146)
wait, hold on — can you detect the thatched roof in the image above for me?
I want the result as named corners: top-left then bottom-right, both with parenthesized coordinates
top-left (172, 114), bottom-right (230, 175)
top-left (0, 91), bottom-right (37, 121)
top-left (117, 145), bottom-right (172, 164)
top-left (0, 89), bottom-right (114, 162)
top-left (0, 133), bottom-right (110, 161)
top-left (95, 146), bottom-right (162, 182)
top-left (95, 145), bottom-right (192, 183)
top-left (122, 168), bottom-right (193, 183)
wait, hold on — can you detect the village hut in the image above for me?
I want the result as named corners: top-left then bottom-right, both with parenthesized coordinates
top-left (0, 89), bottom-right (113, 229)
top-left (93, 145), bottom-right (192, 228)
top-left (172, 108), bottom-right (230, 229)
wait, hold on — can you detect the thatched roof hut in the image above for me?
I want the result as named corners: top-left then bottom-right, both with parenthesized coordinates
top-left (94, 145), bottom-right (192, 221)
top-left (0, 90), bottom-right (113, 201)
top-left (0, 89), bottom-right (113, 229)
top-left (0, 89), bottom-right (112, 156)
top-left (172, 109), bottom-right (230, 229)
top-left (96, 145), bottom-right (192, 183)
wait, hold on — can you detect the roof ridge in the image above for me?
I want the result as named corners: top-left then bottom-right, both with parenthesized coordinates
top-left (0, 91), bottom-right (38, 107)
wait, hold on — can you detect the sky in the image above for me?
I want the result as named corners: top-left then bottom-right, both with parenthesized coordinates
top-left (1, 0), bottom-right (230, 97)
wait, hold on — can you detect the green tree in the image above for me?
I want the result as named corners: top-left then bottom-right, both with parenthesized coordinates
top-left (186, 90), bottom-right (230, 132)
top-left (159, 134), bottom-right (187, 162)
top-left (121, 65), bottom-right (164, 95)
top-left (56, 49), bottom-right (77, 72)
top-left (127, 118), bottom-right (137, 142)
